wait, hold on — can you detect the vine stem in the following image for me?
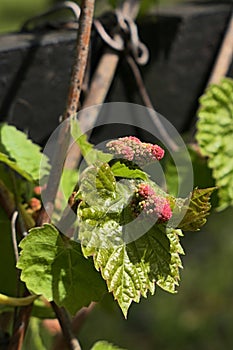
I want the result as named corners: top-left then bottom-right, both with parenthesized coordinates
top-left (63, 0), bottom-right (95, 120)
top-left (126, 55), bottom-right (179, 152)
top-left (52, 302), bottom-right (96, 349)
top-left (51, 302), bottom-right (81, 350)
top-left (11, 211), bottom-right (19, 262)
top-left (64, 0), bottom-right (141, 171)
top-left (37, 0), bottom-right (95, 225)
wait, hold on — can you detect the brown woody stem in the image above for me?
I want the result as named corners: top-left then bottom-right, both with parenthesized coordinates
top-left (63, 0), bottom-right (96, 120)
top-left (51, 302), bottom-right (81, 350)
top-left (36, 0), bottom-right (95, 225)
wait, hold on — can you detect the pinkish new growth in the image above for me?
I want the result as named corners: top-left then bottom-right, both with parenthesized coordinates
top-left (106, 136), bottom-right (164, 167)
top-left (133, 183), bottom-right (172, 223)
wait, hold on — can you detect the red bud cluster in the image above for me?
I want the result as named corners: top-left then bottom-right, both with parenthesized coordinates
top-left (106, 136), bottom-right (164, 167)
top-left (132, 183), bottom-right (172, 223)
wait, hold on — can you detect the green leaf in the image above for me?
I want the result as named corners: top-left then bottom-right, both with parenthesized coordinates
top-left (60, 168), bottom-right (79, 200)
top-left (91, 340), bottom-right (126, 350)
top-left (0, 152), bottom-right (33, 181)
top-left (0, 123), bottom-right (50, 181)
top-left (81, 224), bottom-right (183, 318)
top-left (196, 78), bottom-right (233, 210)
top-left (70, 117), bottom-right (112, 165)
top-left (78, 179), bottom-right (134, 256)
top-left (77, 160), bottom-right (185, 317)
top-left (17, 224), bottom-right (106, 315)
top-left (77, 162), bottom-right (117, 206)
top-left (110, 160), bottom-right (148, 180)
top-left (177, 188), bottom-right (216, 231)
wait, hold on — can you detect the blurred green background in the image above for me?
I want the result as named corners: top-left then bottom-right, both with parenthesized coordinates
top-left (0, 0), bottom-right (50, 33)
top-left (1, 0), bottom-right (233, 349)
top-left (0, 0), bottom-right (184, 33)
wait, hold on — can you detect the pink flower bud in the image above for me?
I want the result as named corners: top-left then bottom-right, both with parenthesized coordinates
top-left (106, 136), bottom-right (165, 167)
top-left (132, 183), bottom-right (172, 223)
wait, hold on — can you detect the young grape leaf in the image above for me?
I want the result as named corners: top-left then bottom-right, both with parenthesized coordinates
top-left (80, 221), bottom-right (183, 318)
top-left (110, 160), bottom-right (148, 181)
top-left (78, 179), bottom-right (135, 256)
top-left (70, 117), bottom-right (112, 165)
top-left (77, 162), bottom-right (117, 208)
top-left (196, 78), bottom-right (233, 210)
top-left (0, 124), bottom-right (50, 181)
top-left (91, 340), bottom-right (126, 350)
top-left (176, 187), bottom-right (216, 231)
top-left (17, 224), bottom-right (106, 315)
top-left (78, 163), bottom-right (184, 317)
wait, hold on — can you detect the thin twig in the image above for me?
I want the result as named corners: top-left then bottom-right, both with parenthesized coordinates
top-left (63, 0), bottom-right (96, 120)
top-left (126, 55), bottom-right (179, 152)
top-left (51, 302), bottom-right (81, 350)
top-left (70, 302), bottom-right (96, 335)
top-left (37, 0), bottom-right (95, 225)
top-left (52, 302), bottom-right (96, 350)
top-left (189, 10), bottom-right (233, 142)
top-left (10, 210), bottom-right (21, 334)
top-left (64, 0), bottom-right (141, 171)
top-left (11, 211), bottom-right (19, 263)
top-left (207, 11), bottom-right (233, 86)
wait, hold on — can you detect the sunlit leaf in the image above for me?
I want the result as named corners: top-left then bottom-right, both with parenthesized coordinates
top-left (196, 78), bottom-right (233, 210)
top-left (17, 224), bottom-right (106, 315)
top-left (78, 163), bottom-right (184, 317)
top-left (70, 117), bottom-right (112, 165)
top-left (91, 340), bottom-right (126, 350)
top-left (0, 124), bottom-right (50, 181)
top-left (110, 160), bottom-right (148, 180)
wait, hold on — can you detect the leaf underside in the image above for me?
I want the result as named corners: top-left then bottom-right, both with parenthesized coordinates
top-left (196, 78), bottom-right (233, 210)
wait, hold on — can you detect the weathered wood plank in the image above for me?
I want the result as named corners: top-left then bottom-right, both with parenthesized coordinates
top-left (0, 3), bottom-right (231, 144)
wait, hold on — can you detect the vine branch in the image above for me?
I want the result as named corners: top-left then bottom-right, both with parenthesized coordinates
top-left (64, 0), bottom-right (141, 171)
top-left (52, 302), bottom-right (96, 349)
top-left (37, 0), bottom-right (95, 225)
top-left (51, 302), bottom-right (81, 350)
top-left (63, 0), bottom-right (95, 120)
